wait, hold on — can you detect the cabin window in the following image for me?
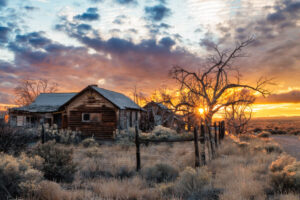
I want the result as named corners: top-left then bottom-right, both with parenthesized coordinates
top-left (17, 116), bottom-right (25, 127)
top-left (82, 113), bottom-right (102, 122)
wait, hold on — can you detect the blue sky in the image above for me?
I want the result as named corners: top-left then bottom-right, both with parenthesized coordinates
top-left (1, 0), bottom-right (300, 107)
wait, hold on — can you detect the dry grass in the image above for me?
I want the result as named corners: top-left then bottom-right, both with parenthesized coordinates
top-left (2, 129), bottom-right (300, 199)
top-left (209, 137), bottom-right (283, 200)
top-left (90, 177), bottom-right (158, 200)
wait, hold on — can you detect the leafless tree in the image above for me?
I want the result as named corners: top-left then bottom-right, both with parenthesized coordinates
top-left (14, 79), bottom-right (58, 106)
top-left (224, 89), bottom-right (255, 135)
top-left (170, 38), bottom-right (270, 126)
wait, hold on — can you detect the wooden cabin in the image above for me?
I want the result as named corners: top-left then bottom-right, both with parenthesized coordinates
top-left (9, 85), bottom-right (143, 139)
top-left (141, 101), bottom-right (185, 132)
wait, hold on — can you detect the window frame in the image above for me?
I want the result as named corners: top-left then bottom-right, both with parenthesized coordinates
top-left (81, 113), bottom-right (102, 122)
top-left (82, 113), bottom-right (91, 122)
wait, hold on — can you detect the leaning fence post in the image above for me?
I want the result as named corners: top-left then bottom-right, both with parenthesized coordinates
top-left (193, 126), bottom-right (200, 167)
top-left (200, 124), bottom-right (206, 166)
top-left (214, 122), bottom-right (218, 149)
top-left (135, 124), bottom-right (141, 171)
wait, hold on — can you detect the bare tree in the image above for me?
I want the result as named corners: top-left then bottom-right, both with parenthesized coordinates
top-left (170, 38), bottom-right (270, 126)
top-left (14, 79), bottom-right (58, 106)
top-left (224, 89), bottom-right (255, 135)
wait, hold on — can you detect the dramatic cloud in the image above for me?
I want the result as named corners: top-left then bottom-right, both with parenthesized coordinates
top-left (1, 0), bottom-right (300, 111)
top-left (0, 0), bottom-right (7, 9)
top-left (0, 26), bottom-right (10, 43)
top-left (256, 90), bottom-right (300, 104)
top-left (145, 4), bottom-right (171, 21)
top-left (74, 7), bottom-right (100, 21)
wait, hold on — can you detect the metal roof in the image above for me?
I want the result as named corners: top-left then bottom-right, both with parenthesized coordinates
top-left (91, 86), bottom-right (141, 110)
top-left (10, 86), bottom-right (142, 113)
top-left (11, 93), bottom-right (76, 113)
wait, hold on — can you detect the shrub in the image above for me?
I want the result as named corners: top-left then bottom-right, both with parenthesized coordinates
top-left (142, 163), bottom-right (179, 183)
top-left (44, 128), bottom-right (82, 145)
top-left (91, 177), bottom-right (158, 200)
top-left (79, 157), bottom-right (112, 179)
top-left (0, 124), bottom-right (39, 155)
top-left (152, 125), bottom-right (177, 136)
top-left (269, 155), bottom-right (300, 192)
top-left (270, 129), bottom-right (287, 135)
top-left (0, 153), bottom-right (43, 199)
top-left (115, 165), bottom-right (135, 179)
top-left (253, 128), bottom-right (262, 133)
top-left (81, 137), bottom-right (99, 148)
top-left (291, 131), bottom-right (300, 135)
top-left (237, 141), bottom-right (250, 149)
top-left (83, 146), bottom-right (103, 158)
top-left (33, 141), bottom-right (77, 182)
top-left (264, 144), bottom-right (282, 154)
top-left (270, 155), bottom-right (296, 172)
top-left (257, 131), bottom-right (271, 138)
top-left (173, 167), bottom-right (212, 198)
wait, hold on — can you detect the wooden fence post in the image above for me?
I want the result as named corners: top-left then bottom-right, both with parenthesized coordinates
top-left (207, 124), bottom-right (215, 158)
top-left (214, 122), bottom-right (218, 149)
top-left (218, 122), bottom-right (222, 144)
top-left (135, 124), bottom-right (141, 172)
top-left (221, 121), bottom-right (225, 140)
top-left (200, 124), bottom-right (206, 166)
top-left (41, 124), bottom-right (45, 144)
top-left (193, 126), bottom-right (200, 167)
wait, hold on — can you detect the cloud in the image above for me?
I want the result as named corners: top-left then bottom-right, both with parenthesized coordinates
top-left (74, 7), bottom-right (100, 21)
top-left (0, 0), bottom-right (7, 9)
top-left (256, 90), bottom-right (300, 104)
top-left (145, 4), bottom-right (171, 21)
top-left (89, 0), bottom-right (103, 3)
top-left (0, 26), bottom-right (10, 43)
top-left (15, 32), bottom-right (51, 48)
top-left (24, 6), bottom-right (39, 11)
top-left (112, 15), bottom-right (127, 25)
top-left (114, 0), bottom-right (137, 5)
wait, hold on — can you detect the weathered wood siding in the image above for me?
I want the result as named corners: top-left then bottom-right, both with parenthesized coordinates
top-left (66, 89), bottom-right (117, 139)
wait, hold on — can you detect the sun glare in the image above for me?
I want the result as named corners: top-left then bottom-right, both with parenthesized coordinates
top-left (198, 108), bottom-right (204, 114)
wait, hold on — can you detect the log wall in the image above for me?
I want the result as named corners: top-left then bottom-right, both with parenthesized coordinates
top-left (66, 89), bottom-right (117, 139)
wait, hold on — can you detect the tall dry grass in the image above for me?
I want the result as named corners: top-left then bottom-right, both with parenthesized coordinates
top-left (2, 130), bottom-right (300, 199)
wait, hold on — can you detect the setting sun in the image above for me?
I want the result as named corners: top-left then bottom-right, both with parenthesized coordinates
top-left (198, 108), bottom-right (204, 114)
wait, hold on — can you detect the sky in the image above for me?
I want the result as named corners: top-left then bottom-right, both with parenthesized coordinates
top-left (0, 0), bottom-right (300, 117)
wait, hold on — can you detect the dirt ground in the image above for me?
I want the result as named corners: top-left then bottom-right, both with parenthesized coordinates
top-left (272, 135), bottom-right (300, 160)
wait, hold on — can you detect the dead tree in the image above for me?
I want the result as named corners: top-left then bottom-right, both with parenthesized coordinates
top-left (224, 89), bottom-right (255, 134)
top-left (14, 79), bottom-right (58, 106)
top-left (170, 38), bottom-right (271, 153)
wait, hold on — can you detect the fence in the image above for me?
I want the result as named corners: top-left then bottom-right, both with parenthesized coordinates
top-left (135, 121), bottom-right (226, 171)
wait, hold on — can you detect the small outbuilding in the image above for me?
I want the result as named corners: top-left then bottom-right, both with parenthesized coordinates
top-left (141, 101), bottom-right (185, 131)
top-left (9, 85), bottom-right (143, 139)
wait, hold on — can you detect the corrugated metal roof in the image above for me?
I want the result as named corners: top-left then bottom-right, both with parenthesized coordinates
top-left (91, 86), bottom-right (141, 110)
top-left (12, 93), bottom-right (76, 113)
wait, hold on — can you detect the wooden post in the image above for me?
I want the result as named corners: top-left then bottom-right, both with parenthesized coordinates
top-left (218, 122), bottom-right (222, 144)
top-left (135, 124), bottom-right (141, 171)
top-left (41, 124), bottom-right (45, 144)
top-left (193, 126), bottom-right (200, 167)
top-left (221, 121), bottom-right (225, 140)
top-left (214, 122), bottom-right (218, 149)
top-left (200, 124), bottom-right (206, 166)
top-left (207, 124), bottom-right (215, 158)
